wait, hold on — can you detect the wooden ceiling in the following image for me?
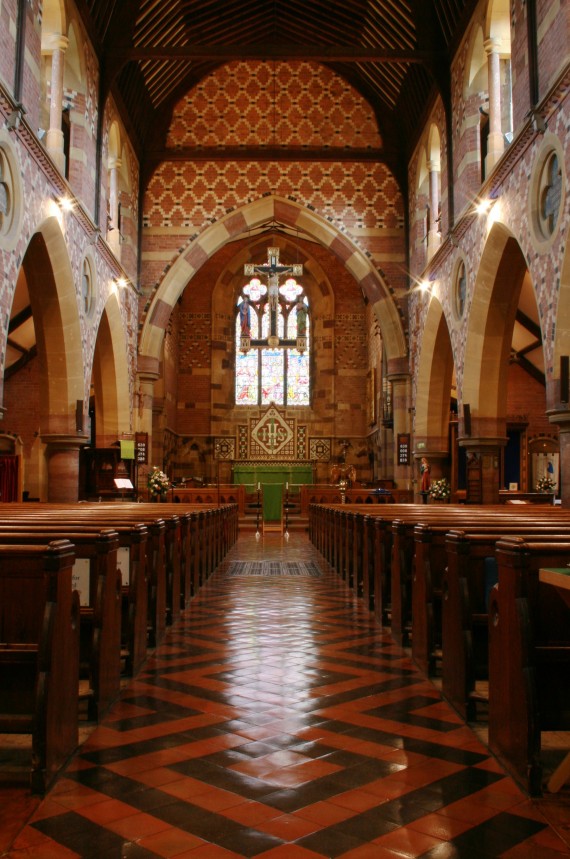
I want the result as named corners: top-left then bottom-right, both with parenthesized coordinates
top-left (77, 0), bottom-right (478, 182)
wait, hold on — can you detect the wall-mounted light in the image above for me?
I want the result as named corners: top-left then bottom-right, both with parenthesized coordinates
top-left (58, 196), bottom-right (74, 212)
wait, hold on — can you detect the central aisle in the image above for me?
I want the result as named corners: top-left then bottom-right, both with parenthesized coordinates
top-left (8, 533), bottom-right (570, 858)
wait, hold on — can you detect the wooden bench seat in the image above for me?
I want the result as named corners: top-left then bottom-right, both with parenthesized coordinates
top-left (0, 540), bottom-right (79, 793)
top-left (489, 537), bottom-right (570, 795)
top-left (0, 528), bottom-right (122, 721)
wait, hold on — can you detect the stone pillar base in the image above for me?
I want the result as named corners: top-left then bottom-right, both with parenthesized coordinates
top-left (42, 434), bottom-right (90, 502)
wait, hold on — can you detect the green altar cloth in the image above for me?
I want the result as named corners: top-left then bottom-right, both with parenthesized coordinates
top-left (262, 483), bottom-right (283, 523)
top-left (233, 463), bottom-right (313, 495)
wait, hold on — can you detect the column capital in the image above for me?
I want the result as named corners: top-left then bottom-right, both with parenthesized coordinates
top-left (107, 156), bottom-right (123, 171)
top-left (427, 159), bottom-right (440, 173)
top-left (42, 34), bottom-right (69, 54)
top-left (385, 357), bottom-right (409, 381)
top-left (458, 435), bottom-right (508, 450)
top-left (137, 355), bottom-right (160, 380)
top-left (41, 433), bottom-right (90, 451)
top-left (548, 410), bottom-right (570, 433)
top-left (483, 36), bottom-right (502, 56)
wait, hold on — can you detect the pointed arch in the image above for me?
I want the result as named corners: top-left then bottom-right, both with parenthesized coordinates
top-left (21, 217), bottom-right (84, 433)
top-left (414, 295), bottom-right (454, 451)
top-left (462, 223), bottom-right (529, 437)
top-left (139, 195), bottom-right (406, 365)
top-left (91, 293), bottom-right (131, 444)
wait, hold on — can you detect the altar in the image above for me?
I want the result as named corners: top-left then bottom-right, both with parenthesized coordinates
top-left (233, 463), bottom-right (314, 494)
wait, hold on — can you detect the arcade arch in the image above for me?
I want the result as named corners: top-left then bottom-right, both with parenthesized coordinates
top-left (462, 224), bottom-right (547, 501)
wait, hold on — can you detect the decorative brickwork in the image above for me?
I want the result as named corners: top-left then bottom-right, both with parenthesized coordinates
top-left (167, 61), bottom-right (382, 151)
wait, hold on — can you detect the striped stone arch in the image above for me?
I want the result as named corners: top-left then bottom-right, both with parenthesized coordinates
top-left (414, 294), bottom-right (454, 452)
top-left (138, 195), bottom-right (406, 364)
top-left (462, 221), bottom-right (529, 438)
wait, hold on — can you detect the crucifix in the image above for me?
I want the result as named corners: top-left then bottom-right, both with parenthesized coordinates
top-left (244, 246), bottom-right (303, 346)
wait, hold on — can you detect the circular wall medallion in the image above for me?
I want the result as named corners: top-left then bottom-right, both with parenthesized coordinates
top-left (453, 258), bottom-right (467, 321)
top-left (529, 135), bottom-right (566, 251)
top-left (81, 255), bottom-right (95, 317)
top-left (0, 132), bottom-right (23, 251)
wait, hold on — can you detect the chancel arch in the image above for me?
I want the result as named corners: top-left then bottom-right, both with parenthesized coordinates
top-left (139, 195), bottom-right (405, 368)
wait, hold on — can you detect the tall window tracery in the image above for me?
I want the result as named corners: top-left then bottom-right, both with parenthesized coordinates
top-left (235, 292), bottom-right (310, 406)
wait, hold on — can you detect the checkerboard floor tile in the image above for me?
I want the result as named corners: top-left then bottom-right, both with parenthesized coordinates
top-left (3, 533), bottom-right (570, 858)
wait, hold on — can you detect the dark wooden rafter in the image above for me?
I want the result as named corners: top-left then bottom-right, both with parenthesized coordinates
top-left (73, 0), bottom-right (479, 230)
top-left (8, 304), bottom-right (32, 334)
top-left (510, 308), bottom-right (545, 386)
top-left (4, 345), bottom-right (37, 379)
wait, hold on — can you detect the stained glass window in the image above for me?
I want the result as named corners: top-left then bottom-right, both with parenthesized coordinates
top-left (235, 293), bottom-right (310, 406)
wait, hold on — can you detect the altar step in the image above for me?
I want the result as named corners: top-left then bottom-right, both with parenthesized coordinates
top-left (239, 514), bottom-right (309, 533)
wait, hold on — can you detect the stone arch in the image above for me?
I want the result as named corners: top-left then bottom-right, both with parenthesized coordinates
top-left (108, 121), bottom-right (121, 162)
top-left (427, 124), bottom-right (441, 164)
top-left (20, 216), bottom-right (84, 433)
top-left (414, 295), bottom-right (454, 452)
top-left (551, 222), bottom-right (570, 409)
top-left (41, 0), bottom-right (67, 37)
top-left (462, 222), bottom-right (529, 438)
top-left (139, 195), bottom-right (406, 364)
top-left (486, 0), bottom-right (511, 46)
top-left (91, 292), bottom-right (131, 445)
top-left (466, 25), bottom-right (487, 94)
top-left (64, 22), bottom-right (85, 95)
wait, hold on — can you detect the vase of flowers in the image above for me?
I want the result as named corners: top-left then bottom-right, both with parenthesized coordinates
top-left (536, 475), bottom-right (555, 493)
top-left (429, 478), bottom-right (451, 502)
top-left (148, 467), bottom-right (170, 500)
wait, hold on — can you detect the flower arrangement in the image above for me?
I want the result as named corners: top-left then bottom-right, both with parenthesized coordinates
top-left (536, 475), bottom-right (555, 493)
top-left (429, 478), bottom-right (451, 501)
top-left (147, 467), bottom-right (170, 496)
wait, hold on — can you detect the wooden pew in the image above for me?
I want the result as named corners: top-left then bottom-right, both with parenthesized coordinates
top-left (0, 521), bottom-right (148, 677)
top-left (489, 537), bottom-right (570, 795)
top-left (0, 540), bottom-right (79, 793)
top-left (413, 521), bottom-right (570, 678)
top-left (0, 527), bottom-right (122, 721)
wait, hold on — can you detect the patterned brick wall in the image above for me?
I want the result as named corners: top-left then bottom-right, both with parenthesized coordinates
top-left (167, 61), bottom-right (382, 150)
top-left (537, 0), bottom-right (570, 98)
top-left (511, 0), bottom-right (532, 130)
top-left (142, 159), bottom-right (405, 304)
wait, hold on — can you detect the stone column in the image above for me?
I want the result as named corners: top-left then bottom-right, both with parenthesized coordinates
top-left (44, 34), bottom-right (68, 174)
top-left (548, 410), bottom-right (570, 507)
top-left (42, 434), bottom-right (89, 502)
top-left (136, 358), bottom-right (160, 489)
top-left (427, 159), bottom-right (441, 259)
top-left (107, 157), bottom-right (122, 256)
top-left (484, 37), bottom-right (504, 173)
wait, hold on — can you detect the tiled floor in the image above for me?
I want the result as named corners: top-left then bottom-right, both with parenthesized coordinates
top-left (3, 532), bottom-right (570, 858)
